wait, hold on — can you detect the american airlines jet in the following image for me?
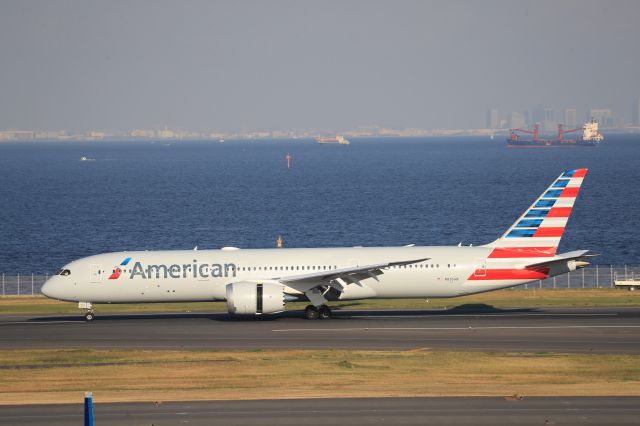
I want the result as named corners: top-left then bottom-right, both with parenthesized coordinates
top-left (42, 169), bottom-right (593, 321)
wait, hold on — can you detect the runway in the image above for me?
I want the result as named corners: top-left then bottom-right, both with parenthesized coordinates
top-left (1, 306), bottom-right (640, 353)
top-left (2, 397), bottom-right (640, 425)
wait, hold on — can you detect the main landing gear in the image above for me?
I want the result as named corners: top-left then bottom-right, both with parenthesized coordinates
top-left (305, 304), bottom-right (332, 320)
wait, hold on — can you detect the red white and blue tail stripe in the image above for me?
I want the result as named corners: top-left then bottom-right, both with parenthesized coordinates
top-left (484, 168), bottom-right (588, 258)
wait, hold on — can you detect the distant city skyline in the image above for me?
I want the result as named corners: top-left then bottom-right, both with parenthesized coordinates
top-left (485, 103), bottom-right (632, 132)
top-left (1, 100), bottom-right (638, 142)
top-left (1, 1), bottom-right (640, 133)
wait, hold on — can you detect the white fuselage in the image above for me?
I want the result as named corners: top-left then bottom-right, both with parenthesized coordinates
top-left (41, 245), bottom-right (547, 304)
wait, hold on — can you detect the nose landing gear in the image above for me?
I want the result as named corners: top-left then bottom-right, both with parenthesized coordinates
top-left (79, 302), bottom-right (95, 322)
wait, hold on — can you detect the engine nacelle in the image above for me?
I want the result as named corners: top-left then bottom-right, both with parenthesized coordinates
top-left (226, 282), bottom-right (285, 315)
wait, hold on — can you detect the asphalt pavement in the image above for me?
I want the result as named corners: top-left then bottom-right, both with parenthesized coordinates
top-left (1, 306), bottom-right (639, 353)
top-left (2, 397), bottom-right (639, 426)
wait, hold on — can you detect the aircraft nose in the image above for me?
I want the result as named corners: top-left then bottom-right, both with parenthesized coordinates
top-left (41, 276), bottom-right (60, 299)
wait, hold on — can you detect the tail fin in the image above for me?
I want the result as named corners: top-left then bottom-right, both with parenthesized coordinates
top-left (484, 168), bottom-right (588, 257)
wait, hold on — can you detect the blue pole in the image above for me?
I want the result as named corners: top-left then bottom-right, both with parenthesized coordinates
top-left (84, 392), bottom-right (94, 426)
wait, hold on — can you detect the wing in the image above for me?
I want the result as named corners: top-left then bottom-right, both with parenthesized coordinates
top-left (277, 257), bottom-right (429, 294)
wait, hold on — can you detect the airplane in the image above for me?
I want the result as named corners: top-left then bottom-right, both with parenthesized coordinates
top-left (41, 168), bottom-right (593, 321)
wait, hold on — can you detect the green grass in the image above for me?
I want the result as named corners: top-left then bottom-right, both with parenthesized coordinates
top-left (1, 288), bottom-right (639, 316)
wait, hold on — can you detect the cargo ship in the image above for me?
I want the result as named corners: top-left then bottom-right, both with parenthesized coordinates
top-left (507, 119), bottom-right (603, 147)
top-left (315, 135), bottom-right (350, 145)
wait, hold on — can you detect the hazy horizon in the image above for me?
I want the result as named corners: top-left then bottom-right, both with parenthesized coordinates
top-left (1, 0), bottom-right (639, 133)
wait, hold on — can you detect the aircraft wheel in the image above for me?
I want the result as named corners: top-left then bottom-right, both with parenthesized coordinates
top-left (304, 305), bottom-right (319, 320)
top-left (84, 311), bottom-right (95, 322)
top-left (319, 305), bottom-right (332, 320)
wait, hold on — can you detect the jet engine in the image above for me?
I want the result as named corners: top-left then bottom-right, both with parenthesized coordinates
top-left (225, 282), bottom-right (286, 315)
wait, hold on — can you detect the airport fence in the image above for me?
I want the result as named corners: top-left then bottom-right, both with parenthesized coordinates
top-left (1, 274), bottom-right (50, 296)
top-left (1, 266), bottom-right (639, 296)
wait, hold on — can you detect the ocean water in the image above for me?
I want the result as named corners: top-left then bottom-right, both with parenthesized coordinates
top-left (1, 135), bottom-right (639, 273)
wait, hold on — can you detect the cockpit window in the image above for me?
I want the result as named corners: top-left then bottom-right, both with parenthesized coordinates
top-left (57, 269), bottom-right (71, 276)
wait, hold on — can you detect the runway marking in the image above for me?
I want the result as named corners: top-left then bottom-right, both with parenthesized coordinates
top-left (273, 325), bottom-right (640, 332)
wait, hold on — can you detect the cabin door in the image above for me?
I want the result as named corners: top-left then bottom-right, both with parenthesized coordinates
top-left (90, 264), bottom-right (103, 283)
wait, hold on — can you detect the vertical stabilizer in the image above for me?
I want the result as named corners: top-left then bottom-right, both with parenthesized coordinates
top-left (483, 168), bottom-right (588, 258)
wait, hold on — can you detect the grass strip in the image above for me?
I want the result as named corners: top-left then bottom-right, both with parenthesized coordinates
top-left (1, 349), bottom-right (639, 404)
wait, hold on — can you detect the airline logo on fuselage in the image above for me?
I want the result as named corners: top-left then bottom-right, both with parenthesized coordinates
top-left (110, 258), bottom-right (238, 280)
top-left (108, 257), bottom-right (132, 280)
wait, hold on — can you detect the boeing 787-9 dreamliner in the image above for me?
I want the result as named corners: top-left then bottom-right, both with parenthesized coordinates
top-left (42, 169), bottom-right (593, 321)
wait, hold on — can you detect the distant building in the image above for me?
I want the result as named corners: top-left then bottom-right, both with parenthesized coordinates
top-left (544, 108), bottom-right (555, 122)
top-left (35, 130), bottom-right (68, 139)
top-left (158, 126), bottom-right (175, 138)
top-left (528, 107), bottom-right (555, 131)
top-left (633, 97), bottom-right (640, 126)
top-left (543, 108), bottom-right (556, 133)
top-left (208, 131), bottom-right (226, 140)
top-left (129, 129), bottom-right (156, 138)
top-left (565, 108), bottom-right (577, 128)
top-left (485, 108), bottom-right (499, 129)
top-left (509, 111), bottom-right (526, 129)
top-left (531, 107), bottom-right (544, 125)
top-left (589, 109), bottom-right (614, 127)
top-left (87, 131), bottom-right (105, 139)
top-left (0, 130), bottom-right (35, 140)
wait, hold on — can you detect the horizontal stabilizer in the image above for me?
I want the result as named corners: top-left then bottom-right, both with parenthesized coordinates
top-left (523, 250), bottom-right (595, 269)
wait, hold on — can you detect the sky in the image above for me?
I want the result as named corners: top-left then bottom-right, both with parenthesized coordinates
top-left (1, 0), bottom-right (639, 132)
